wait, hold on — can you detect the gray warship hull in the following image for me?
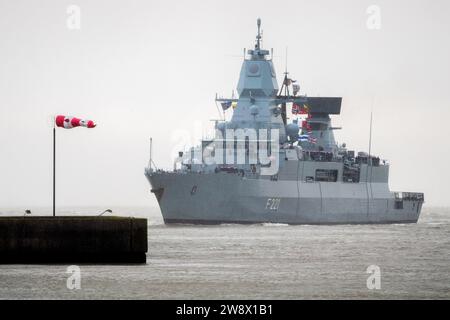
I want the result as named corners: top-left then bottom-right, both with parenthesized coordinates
top-left (146, 170), bottom-right (423, 225)
top-left (144, 19), bottom-right (424, 225)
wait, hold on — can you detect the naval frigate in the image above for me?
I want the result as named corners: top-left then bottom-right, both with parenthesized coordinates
top-left (145, 19), bottom-right (424, 225)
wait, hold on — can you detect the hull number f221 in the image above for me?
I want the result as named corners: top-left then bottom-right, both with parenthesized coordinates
top-left (266, 198), bottom-right (281, 211)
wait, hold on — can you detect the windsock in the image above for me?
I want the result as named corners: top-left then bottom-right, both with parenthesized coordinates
top-left (55, 115), bottom-right (96, 129)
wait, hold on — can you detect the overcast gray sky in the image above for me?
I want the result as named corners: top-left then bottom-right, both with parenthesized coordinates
top-left (1, 0), bottom-right (449, 208)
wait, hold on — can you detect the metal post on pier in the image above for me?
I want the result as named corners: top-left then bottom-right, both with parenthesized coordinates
top-left (53, 123), bottom-right (56, 217)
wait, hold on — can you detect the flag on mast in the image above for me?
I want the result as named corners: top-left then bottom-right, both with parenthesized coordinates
top-left (298, 134), bottom-right (309, 142)
top-left (299, 104), bottom-right (310, 115)
top-left (55, 115), bottom-right (96, 129)
top-left (302, 120), bottom-right (312, 131)
top-left (308, 136), bottom-right (317, 144)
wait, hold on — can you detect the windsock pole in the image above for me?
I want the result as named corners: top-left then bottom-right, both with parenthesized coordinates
top-left (53, 119), bottom-right (56, 217)
top-left (52, 115), bottom-right (97, 216)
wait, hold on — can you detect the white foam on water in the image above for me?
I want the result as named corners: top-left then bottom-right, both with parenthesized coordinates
top-left (261, 223), bottom-right (289, 227)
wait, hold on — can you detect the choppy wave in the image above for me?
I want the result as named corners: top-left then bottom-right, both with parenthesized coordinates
top-left (261, 223), bottom-right (290, 227)
top-left (1, 206), bottom-right (449, 299)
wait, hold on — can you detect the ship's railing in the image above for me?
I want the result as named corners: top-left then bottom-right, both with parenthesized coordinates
top-left (394, 192), bottom-right (425, 202)
top-left (302, 150), bottom-right (389, 167)
top-left (302, 151), bottom-right (334, 162)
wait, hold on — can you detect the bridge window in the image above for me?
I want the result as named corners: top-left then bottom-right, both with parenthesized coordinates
top-left (315, 169), bottom-right (338, 182)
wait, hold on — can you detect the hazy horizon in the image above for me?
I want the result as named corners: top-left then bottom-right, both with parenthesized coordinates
top-left (1, 0), bottom-right (450, 208)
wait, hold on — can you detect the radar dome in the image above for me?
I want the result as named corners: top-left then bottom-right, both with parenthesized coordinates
top-left (286, 123), bottom-right (300, 139)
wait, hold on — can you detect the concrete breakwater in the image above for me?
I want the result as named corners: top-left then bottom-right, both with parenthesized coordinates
top-left (0, 216), bottom-right (147, 263)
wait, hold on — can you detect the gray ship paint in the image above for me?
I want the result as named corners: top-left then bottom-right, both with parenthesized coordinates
top-left (145, 19), bottom-right (424, 225)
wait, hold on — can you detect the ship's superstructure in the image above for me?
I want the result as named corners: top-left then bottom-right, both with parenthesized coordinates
top-left (145, 19), bottom-right (424, 225)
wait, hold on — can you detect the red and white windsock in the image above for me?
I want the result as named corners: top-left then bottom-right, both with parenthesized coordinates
top-left (55, 115), bottom-right (96, 129)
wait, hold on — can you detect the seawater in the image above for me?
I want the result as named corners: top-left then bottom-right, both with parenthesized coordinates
top-left (0, 206), bottom-right (448, 299)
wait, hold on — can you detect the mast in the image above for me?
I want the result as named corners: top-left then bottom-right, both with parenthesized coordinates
top-left (278, 47), bottom-right (290, 126)
top-left (366, 111), bottom-right (373, 216)
top-left (256, 18), bottom-right (261, 50)
top-left (280, 73), bottom-right (289, 125)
